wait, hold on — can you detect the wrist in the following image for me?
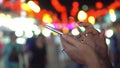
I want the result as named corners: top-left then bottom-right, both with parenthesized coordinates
top-left (85, 53), bottom-right (101, 68)
top-left (99, 55), bottom-right (113, 68)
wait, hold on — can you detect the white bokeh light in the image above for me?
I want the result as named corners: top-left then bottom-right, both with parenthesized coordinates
top-left (105, 29), bottom-right (114, 38)
top-left (16, 38), bottom-right (26, 45)
top-left (71, 28), bottom-right (80, 36)
top-left (42, 28), bottom-right (51, 37)
top-left (15, 30), bottom-right (24, 37)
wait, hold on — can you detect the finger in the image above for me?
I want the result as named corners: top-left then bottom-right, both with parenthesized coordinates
top-left (60, 35), bottom-right (74, 48)
top-left (61, 35), bottom-right (82, 47)
top-left (61, 38), bottom-right (75, 53)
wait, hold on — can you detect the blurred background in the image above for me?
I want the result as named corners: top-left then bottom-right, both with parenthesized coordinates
top-left (0, 0), bottom-right (120, 68)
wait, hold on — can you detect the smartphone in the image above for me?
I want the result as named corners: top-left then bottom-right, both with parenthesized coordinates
top-left (45, 25), bottom-right (63, 35)
top-left (45, 25), bottom-right (64, 52)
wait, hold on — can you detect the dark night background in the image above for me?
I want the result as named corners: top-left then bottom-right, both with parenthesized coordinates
top-left (37, 0), bottom-right (114, 11)
top-left (25, 0), bottom-right (115, 18)
top-left (25, 0), bottom-right (115, 11)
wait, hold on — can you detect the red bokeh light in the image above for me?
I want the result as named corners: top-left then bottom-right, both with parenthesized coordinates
top-left (70, 1), bottom-right (79, 17)
top-left (95, 2), bottom-right (103, 9)
top-left (72, 1), bottom-right (79, 7)
top-left (51, 0), bottom-right (66, 12)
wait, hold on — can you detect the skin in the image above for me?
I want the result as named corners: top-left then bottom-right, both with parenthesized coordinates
top-left (61, 34), bottom-right (101, 68)
top-left (77, 22), bottom-right (113, 68)
top-left (60, 22), bottom-right (113, 68)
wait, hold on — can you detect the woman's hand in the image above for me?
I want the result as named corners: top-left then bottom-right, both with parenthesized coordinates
top-left (77, 22), bottom-right (108, 59)
top-left (60, 22), bottom-right (113, 68)
top-left (77, 22), bottom-right (112, 68)
top-left (61, 34), bottom-right (101, 68)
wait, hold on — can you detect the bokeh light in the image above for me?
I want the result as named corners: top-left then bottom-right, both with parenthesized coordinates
top-left (42, 14), bottom-right (53, 24)
top-left (78, 26), bottom-right (86, 32)
top-left (109, 9), bottom-right (116, 22)
top-left (88, 16), bottom-right (95, 25)
top-left (77, 10), bottom-right (87, 21)
top-left (71, 28), bottom-right (80, 36)
top-left (62, 27), bottom-right (69, 34)
top-left (21, 3), bottom-right (31, 12)
top-left (24, 31), bottom-right (33, 38)
top-left (42, 28), bottom-right (51, 37)
top-left (105, 29), bottom-right (114, 38)
top-left (16, 38), bottom-right (26, 44)
top-left (15, 30), bottom-right (24, 37)
top-left (95, 1), bottom-right (103, 9)
top-left (27, 1), bottom-right (40, 13)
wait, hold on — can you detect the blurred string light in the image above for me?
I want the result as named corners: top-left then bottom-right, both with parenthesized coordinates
top-left (71, 28), bottom-right (80, 36)
top-left (51, 0), bottom-right (66, 12)
top-left (16, 38), bottom-right (26, 44)
top-left (51, 0), bottom-right (68, 23)
top-left (109, 9), bottom-right (116, 22)
top-left (77, 10), bottom-right (87, 21)
top-left (27, 1), bottom-right (40, 13)
top-left (108, 1), bottom-right (120, 10)
top-left (88, 16), bottom-right (95, 25)
top-left (70, 1), bottom-right (79, 17)
top-left (42, 14), bottom-right (53, 24)
top-left (105, 29), bottom-right (114, 38)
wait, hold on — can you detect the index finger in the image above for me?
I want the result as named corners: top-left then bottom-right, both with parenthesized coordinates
top-left (61, 34), bottom-right (83, 47)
